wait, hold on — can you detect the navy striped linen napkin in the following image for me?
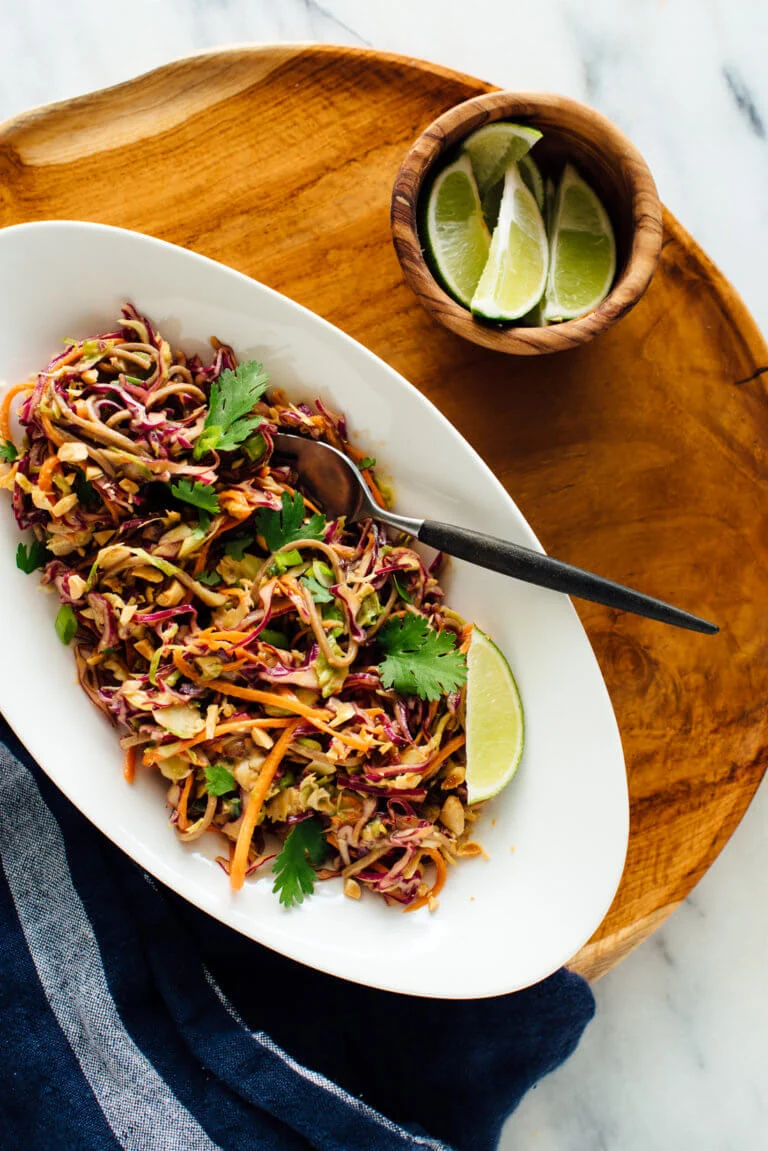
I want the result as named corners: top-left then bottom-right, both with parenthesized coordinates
top-left (0, 716), bottom-right (594, 1151)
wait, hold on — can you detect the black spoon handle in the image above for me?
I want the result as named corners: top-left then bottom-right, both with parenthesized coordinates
top-left (417, 520), bottom-right (718, 635)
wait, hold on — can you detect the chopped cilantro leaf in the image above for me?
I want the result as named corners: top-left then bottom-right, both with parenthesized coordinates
top-left (378, 614), bottom-right (467, 701)
top-left (322, 602), bottom-right (345, 633)
top-left (358, 456), bottom-right (376, 470)
top-left (55, 604), bottom-right (78, 645)
top-left (300, 574), bottom-right (334, 603)
top-left (188, 510), bottom-right (212, 544)
top-left (0, 439), bottom-right (18, 463)
top-left (193, 360), bottom-right (269, 459)
top-left (272, 818), bottom-right (329, 908)
top-left (170, 479), bottom-right (220, 514)
top-left (259, 627), bottom-right (289, 648)
top-left (392, 572), bottom-right (413, 605)
top-left (224, 533), bottom-right (253, 561)
top-left (197, 569), bottom-right (222, 587)
top-left (255, 491), bottom-right (325, 553)
top-left (16, 539), bottom-right (49, 574)
top-left (73, 469), bottom-right (100, 510)
top-left (204, 763), bottom-right (237, 796)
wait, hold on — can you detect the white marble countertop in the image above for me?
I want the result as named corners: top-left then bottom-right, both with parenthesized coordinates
top-left (2, 2), bottom-right (767, 1148)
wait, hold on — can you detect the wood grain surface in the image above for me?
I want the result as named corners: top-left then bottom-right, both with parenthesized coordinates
top-left (1, 44), bottom-right (766, 980)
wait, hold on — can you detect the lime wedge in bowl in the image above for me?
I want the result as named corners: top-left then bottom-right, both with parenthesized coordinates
top-left (470, 162), bottom-right (549, 322)
top-left (481, 153), bottom-right (544, 232)
top-left (466, 626), bottom-right (524, 805)
top-left (462, 122), bottom-right (542, 196)
top-left (424, 154), bottom-right (490, 307)
top-left (542, 163), bottom-right (616, 322)
top-left (519, 154), bottom-right (545, 211)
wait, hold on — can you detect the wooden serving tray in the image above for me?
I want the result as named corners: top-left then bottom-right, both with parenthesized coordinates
top-left (2, 45), bottom-right (766, 979)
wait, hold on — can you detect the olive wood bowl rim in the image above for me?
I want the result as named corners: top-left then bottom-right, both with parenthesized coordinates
top-left (390, 90), bottom-right (663, 356)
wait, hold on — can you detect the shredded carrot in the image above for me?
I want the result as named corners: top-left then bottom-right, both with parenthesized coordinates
top-left (36, 454), bottom-right (61, 493)
top-left (215, 717), bottom-right (294, 736)
top-left (423, 733), bottom-right (466, 780)
top-left (173, 651), bottom-right (326, 721)
top-left (362, 470), bottom-right (387, 510)
top-left (142, 717), bottom-right (294, 764)
top-left (201, 673), bottom-right (369, 750)
top-left (0, 383), bottom-right (33, 442)
top-left (196, 628), bottom-right (255, 643)
top-left (171, 650), bottom-right (367, 746)
top-left (40, 412), bottom-right (68, 448)
top-left (346, 451), bottom-right (387, 510)
top-left (123, 746), bottom-right (136, 783)
top-left (172, 650), bottom-right (204, 679)
top-left (217, 490), bottom-right (259, 521)
top-left (177, 772), bottom-right (195, 832)
top-left (405, 848), bottom-right (447, 913)
top-left (459, 623), bottom-right (474, 654)
top-left (230, 719), bottom-right (301, 891)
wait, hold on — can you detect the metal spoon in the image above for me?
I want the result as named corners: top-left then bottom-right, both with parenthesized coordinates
top-left (272, 433), bottom-right (718, 635)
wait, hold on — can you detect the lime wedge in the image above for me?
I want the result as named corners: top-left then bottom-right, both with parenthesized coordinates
top-left (465, 627), bottom-right (524, 805)
top-left (470, 162), bottom-right (549, 322)
top-left (462, 122), bottom-right (542, 196)
top-left (519, 154), bottom-right (545, 210)
top-left (425, 154), bottom-right (491, 307)
top-left (542, 163), bottom-right (616, 322)
top-left (482, 154), bottom-right (544, 232)
top-left (544, 176), bottom-right (556, 237)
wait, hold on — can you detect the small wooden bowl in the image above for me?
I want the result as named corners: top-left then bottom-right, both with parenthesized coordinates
top-left (391, 91), bottom-right (663, 355)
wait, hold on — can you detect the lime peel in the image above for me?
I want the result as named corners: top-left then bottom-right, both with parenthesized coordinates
top-left (542, 163), bottom-right (616, 322)
top-left (425, 154), bottom-right (490, 308)
top-left (462, 122), bottom-right (543, 196)
top-left (465, 626), bottom-right (524, 805)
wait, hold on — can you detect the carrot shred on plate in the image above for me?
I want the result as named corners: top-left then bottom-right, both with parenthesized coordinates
top-left (423, 733), bottom-right (466, 780)
top-left (36, 454), bottom-right (62, 494)
top-left (0, 383), bottom-right (33, 442)
top-left (123, 746), bottom-right (137, 783)
top-left (176, 772), bottom-right (195, 832)
top-left (230, 718), bottom-right (302, 891)
top-left (405, 848), bottom-right (447, 913)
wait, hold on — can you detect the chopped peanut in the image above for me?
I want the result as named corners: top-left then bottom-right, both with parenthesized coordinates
top-left (156, 579), bottom-right (185, 607)
top-left (134, 639), bottom-right (155, 661)
top-left (58, 442), bottom-right (89, 463)
top-left (439, 795), bottom-right (465, 837)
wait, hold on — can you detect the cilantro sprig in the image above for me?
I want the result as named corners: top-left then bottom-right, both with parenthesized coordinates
top-left (16, 539), bottom-right (50, 574)
top-left (170, 479), bottom-right (220, 514)
top-left (224, 533), bottom-right (252, 561)
top-left (204, 764), bottom-right (237, 797)
top-left (272, 818), bottom-right (329, 908)
top-left (378, 614), bottom-right (467, 701)
top-left (193, 361), bottom-right (270, 459)
top-left (0, 439), bottom-right (18, 463)
top-left (300, 574), bottom-right (334, 603)
top-left (255, 491), bottom-right (326, 553)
